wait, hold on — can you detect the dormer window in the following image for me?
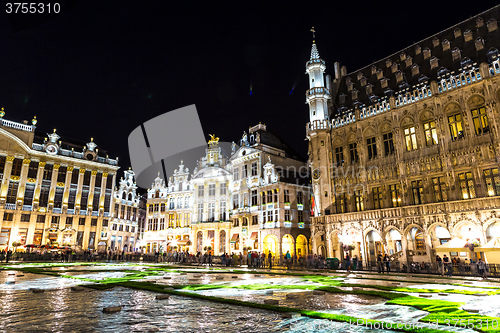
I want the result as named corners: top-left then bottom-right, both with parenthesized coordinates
top-left (360, 76), bottom-right (367, 87)
top-left (415, 45), bottom-right (421, 55)
top-left (399, 52), bottom-right (406, 61)
top-left (487, 19), bottom-right (498, 32)
top-left (391, 62), bottom-right (398, 74)
top-left (432, 37), bottom-right (440, 48)
top-left (405, 56), bottom-right (413, 68)
top-left (442, 39), bottom-right (450, 52)
top-left (380, 78), bottom-right (388, 89)
top-left (376, 69), bottom-right (383, 80)
top-left (352, 89), bottom-right (359, 100)
top-left (430, 57), bottom-right (439, 70)
top-left (464, 30), bottom-right (473, 42)
top-left (339, 93), bottom-right (346, 105)
top-left (452, 48), bottom-right (461, 61)
top-left (385, 59), bottom-right (392, 68)
top-left (454, 28), bottom-right (462, 39)
top-left (411, 64), bottom-right (420, 77)
top-left (371, 65), bottom-right (377, 75)
top-left (475, 38), bottom-right (485, 51)
top-left (395, 71), bottom-right (403, 84)
top-left (347, 81), bottom-right (354, 92)
top-left (423, 48), bottom-right (431, 60)
top-left (477, 17), bottom-right (484, 28)
top-left (366, 84), bottom-right (373, 95)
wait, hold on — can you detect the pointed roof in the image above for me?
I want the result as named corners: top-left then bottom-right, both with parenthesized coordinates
top-left (310, 42), bottom-right (320, 60)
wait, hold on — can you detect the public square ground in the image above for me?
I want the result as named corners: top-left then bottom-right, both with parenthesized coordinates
top-left (1, 261), bottom-right (500, 332)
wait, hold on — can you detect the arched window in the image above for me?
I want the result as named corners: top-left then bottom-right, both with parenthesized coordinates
top-left (122, 192), bottom-right (126, 200)
top-left (128, 193), bottom-right (133, 201)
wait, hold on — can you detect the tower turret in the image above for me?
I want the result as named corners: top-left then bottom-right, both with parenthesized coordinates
top-left (305, 27), bottom-right (330, 123)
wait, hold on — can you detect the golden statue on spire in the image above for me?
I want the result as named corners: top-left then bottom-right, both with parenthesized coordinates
top-left (208, 134), bottom-right (219, 146)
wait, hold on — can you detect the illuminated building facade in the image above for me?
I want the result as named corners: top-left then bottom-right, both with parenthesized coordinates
top-left (229, 124), bottom-right (311, 258)
top-left (142, 130), bottom-right (312, 257)
top-left (144, 162), bottom-right (193, 254)
top-left (107, 169), bottom-right (140, 252)
top-left (0, 111), bottom-right (119, 251)
top-left (307, 6), bottom-right (500, 264)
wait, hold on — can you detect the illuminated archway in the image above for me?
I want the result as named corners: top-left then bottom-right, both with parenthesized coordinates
top-left (281, 234), bottom-right (294, 256)
top-left (263, 234), bottom-right (278, 257)
top-left (384, 228), bottom-right (402, 255)
top-left (295, 234), bottom-right (307, 258)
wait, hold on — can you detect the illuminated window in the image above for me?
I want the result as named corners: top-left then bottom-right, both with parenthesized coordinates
top-left (404, 126), bottom-right (417, 151)
top-left (366, 137), bottom-right (377, 160)
top-left (448, 114), bottom-right (464, 141)
top-left (390, 183), bottom-right (401, 207)
top-left (411, 180), bottom-right (424, 205)
top-left (458, 172), bottom-right (476, 199)
top-left (484, 168), bottom-right (500, 196)
top-left (383, 132), bottom-right (395, 155)
top-left (471, 107), bottom-right (489, 135)
top-left (336, 193), bottom-right (347, 213)
top-left (251, 162), bottom-right (258, 176)
top-left (423, 120), bottom-right (438, 146)
top-left (432, 177), bottom-right (447, 202)
top-left (372, 186), bottom-right (383, 209)
top-left (415, 231), bottom-right (425, 250)
top-left (354, 189), bottom-right (364, 212)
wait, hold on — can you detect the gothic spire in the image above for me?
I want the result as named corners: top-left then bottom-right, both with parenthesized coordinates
top-left (310, 27), bottom-right (320, 60)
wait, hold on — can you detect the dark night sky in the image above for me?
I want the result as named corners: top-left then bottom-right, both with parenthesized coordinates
top-left (0, 1), bottom-right (498, 187)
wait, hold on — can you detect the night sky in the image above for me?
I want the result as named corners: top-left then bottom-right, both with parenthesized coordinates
top-left (0, 1), bottom-right (498, 187)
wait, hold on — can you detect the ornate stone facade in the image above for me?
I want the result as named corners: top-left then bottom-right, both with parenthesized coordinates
top-left (307, 6), bottom-right (500, 264)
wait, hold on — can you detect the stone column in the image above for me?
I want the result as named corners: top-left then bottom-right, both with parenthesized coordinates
top-left (17, 158), bottom-right (30, 208)
top-left (88, 170), bottom-right (97, 213)
top-left (63, 166), bottom-right (74, 211)
top-left (75, 168), bottom-right (85, 213)
top-left (32, 162), bottom-right (46, 210)
top-left (48, 164), bottom-right (60, 211)
top-left (0, 156), bottom-right (15, 203)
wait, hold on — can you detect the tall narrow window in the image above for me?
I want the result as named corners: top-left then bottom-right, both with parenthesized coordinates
top-left (219, 202), bottom-right (226, 221)
top-left (458, 172), bottom-right (476, 199)
top-left (336, 193), bottom-right (347, 213)
top-left (411, 180), bottom-right (424, 205)
top-left (208, 184), bottom-right (215, 197)
top-left (390, 183), bottom-right (401, 207)
top-left (284, 189), bottom-right (290, 203)
top-left (233, 168), bottom-right (239, 181)
top-left (432, 177), bottom-right (448, 202)
top-left (349, 143), bottom-right (359, 163)
top-left (28, 161), bottom-right (39, 179)
top-left (242, 165), bottom-right (248, 178)
top-left (297, 191), bottom-right (303, 205)
top-left (471, 107), bottom-right (489, 135)
top-left (251, 162), bottom-right (258, 176)
top-left (335, 147), bottom-right (344, 166)
top-left (404, 126), bottom-right (417, 151)
top-left (6, 181), bottom-right (18, 204)
top-left (354, 189), bottom-right (364, 211)
top-left (198, 185), bottom-right (204, 197)
top-left (11, 159), bottom-right (23, 177)
top-left (220, 183), bottom-right (226, 196)
top-left (372, 186), bottom-right (383, 209)
top-left (484, 168), bottom-right (500, 197)
top-left (423, 120), bottom-right (438, 145)
top-left (366, 137), bottom-right (377, 160)
top-left (383, 133), bottom-right (395, 155)
top-left (197, 203), bottom-right (203, 222)
top-left (251, 190), bottom-right (258, 206)
top-left (208, 203), bottom-right (215, 222)
top-left (448, 114), bottom-right (464, 141)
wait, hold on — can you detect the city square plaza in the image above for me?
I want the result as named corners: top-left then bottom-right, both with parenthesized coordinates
top-left (1, 260), bottom-right (500, 332)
